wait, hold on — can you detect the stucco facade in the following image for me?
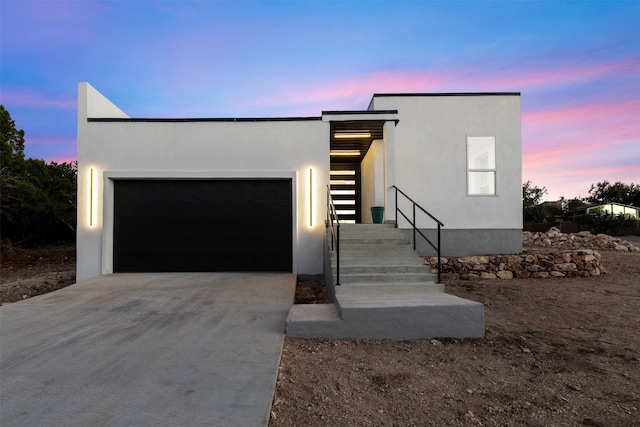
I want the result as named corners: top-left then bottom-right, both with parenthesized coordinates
top-left (77, 83), bottom-right (522, 281)
top-left (369, 94), bottom-right (523, 255)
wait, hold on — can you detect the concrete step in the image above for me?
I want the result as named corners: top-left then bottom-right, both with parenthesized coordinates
top-left (337, 282), bottom-right (444, 291)
top-left (329, 244), bottom-right (418, 258)
top-left (334, 234), bottom-right (406, 242)
top-left (338, 229), bottom-right (407, 238)
top-left (286, 286), bottom-right (484, 340)
top-left (333, 265), bottom-right (430, 275)
top-left (338, 224), bottom-right (396, 230)
top-left (331, 257), bottom-right (425, 267)
top-left (337, 272), bottom-right (436, 283)
top-left (340, 237), bottom-right (410, 245)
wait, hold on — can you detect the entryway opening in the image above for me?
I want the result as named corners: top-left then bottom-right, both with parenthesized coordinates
top-left (329, 120), bottom-right (385, 223)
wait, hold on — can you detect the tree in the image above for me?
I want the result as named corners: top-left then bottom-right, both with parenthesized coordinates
top-left (564, 197), bottom-right (586, 214)
top-left (1, 105), bottom-right (25, 164)
top-left (523, 181), bottom-right (548, 222)
top-left (1, 105), bottom-right (77, 245)
top-left (1, 105), bottom-right (26, 226)
top-left (587, 181), bottom-right (640, 206)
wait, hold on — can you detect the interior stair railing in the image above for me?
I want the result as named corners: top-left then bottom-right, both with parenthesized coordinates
top-left (326, 185), bottom-right (341, 286)
top-left (392, 185), bottom-right (445, 283)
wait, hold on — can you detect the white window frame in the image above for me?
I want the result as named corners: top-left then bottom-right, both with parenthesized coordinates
top-left (467, 136), bottom-right (496, 196)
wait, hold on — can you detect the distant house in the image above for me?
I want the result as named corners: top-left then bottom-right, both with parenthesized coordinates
top-left (76, 83), bottom-right (522, 282)
top-left (587, 202), bottom-right (639, 218)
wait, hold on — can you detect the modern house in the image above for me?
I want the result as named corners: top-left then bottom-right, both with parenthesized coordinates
top-left (77, 83), bottom-right (522, 283)
top-left (587, 202), bottom-right (639, 218)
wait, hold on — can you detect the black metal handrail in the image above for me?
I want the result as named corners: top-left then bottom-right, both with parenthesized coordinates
top-left (326, 186), bottom-right (341, 286)
top-left (392, 185), bottom-right (444, 283)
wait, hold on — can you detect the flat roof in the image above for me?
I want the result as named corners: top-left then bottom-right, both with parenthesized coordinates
top-left (321, 109), bottom-right (399, 115)
top-left (87, 117), bottom-right (322, 122)
top-left (372, 92), bottom-right (521, 97)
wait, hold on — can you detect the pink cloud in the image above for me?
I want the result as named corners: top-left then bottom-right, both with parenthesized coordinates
top-left (463, 59), bottom-right (638, 91)
top-left (2, 89), bottom-right (76, 111)
top-left (523, 138), bottom-right (640, 200)
top-left (523, 99), bottom-right (640, 126)
top-left (258, 57), bottom-right (638, 115)
top-left (255, 69), bottom-right (450, 114)
top-left (27, 137), bottom-right (77, 147)
top-left (298, 70), bottom-right (445, 103)
top-left (521, 98), bottom-right (640, 163)
top-left (524, 136), bottom-right (638, 172)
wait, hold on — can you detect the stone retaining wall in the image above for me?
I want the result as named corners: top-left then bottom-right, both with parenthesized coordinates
top-left (425, 250), bottom-right (605, 281)
top-left (424, 228), bottom-right (639, 281)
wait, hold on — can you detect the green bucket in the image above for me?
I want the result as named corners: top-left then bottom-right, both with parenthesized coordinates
top-left (370, 206), bottom-right (384, 224)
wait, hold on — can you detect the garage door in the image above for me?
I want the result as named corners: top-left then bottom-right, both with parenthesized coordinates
top-left (113, 179), bottom-right (292, 272)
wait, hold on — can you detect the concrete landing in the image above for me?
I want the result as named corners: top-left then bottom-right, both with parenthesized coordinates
top-left (286, 285), bottom-right (484, 340)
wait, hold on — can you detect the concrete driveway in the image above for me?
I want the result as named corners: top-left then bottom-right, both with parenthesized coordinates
top-left (0, 273), bottom-right (296, 427)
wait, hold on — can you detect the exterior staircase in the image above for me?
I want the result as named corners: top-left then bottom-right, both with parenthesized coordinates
top-left (286, 223), bottom-right (484, 339)
top-left (332, 223), bottom-right (439, 285)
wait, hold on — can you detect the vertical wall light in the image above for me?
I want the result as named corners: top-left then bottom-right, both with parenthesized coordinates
top-left (88, 168), bottom-right (95, 227)
top-left (309, 168), bottom-right (313, 227)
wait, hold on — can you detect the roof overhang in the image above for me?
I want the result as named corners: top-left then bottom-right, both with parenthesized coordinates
top-left (321, 110), bottom-right (399, 123)
top-left (322, 110), bottom-right (399, 164)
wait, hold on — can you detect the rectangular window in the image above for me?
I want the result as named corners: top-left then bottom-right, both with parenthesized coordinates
top-left (467, 136), bottom-right (496, 195)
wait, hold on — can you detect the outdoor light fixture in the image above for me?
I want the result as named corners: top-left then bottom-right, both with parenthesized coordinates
top-left (88, 168), bottom-right (95, 227)
top-left (334, 132), bottom-right (371, 139)
top-left (330, 150), bottom-right (361, 156)
top-left (309, 168), bottom-right (313, 227)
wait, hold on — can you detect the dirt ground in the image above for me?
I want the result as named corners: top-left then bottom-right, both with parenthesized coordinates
top-left (271, 248), bottom-right (640, 427)
top-left (0, 244), bottom-right (76, 304)
top-left (2, 243), bottom-right (638, 426)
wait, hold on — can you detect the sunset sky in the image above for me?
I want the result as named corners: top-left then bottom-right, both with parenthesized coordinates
top-left (1, 0), bottom-right (638, 201)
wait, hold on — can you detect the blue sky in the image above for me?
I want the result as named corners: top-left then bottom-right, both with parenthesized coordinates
top-left (1, 0), bottom-right (639, 200)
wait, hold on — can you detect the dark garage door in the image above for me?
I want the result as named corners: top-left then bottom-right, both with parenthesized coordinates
top-left (113, 179), bottom-right (292, 272)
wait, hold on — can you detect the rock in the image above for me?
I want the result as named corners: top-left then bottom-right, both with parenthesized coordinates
top-left (556, 263), bottom-right (577, 272)
top-left (480, 272), bottom-right (497, 279)
top-left (506, 262), bottom-right (522, 272)
top-left (550, 271), bottom-right (565, 277)
top-left (0, 238), bottom-right (16, 261)
top-left (496, 271), bottom-right (513, 280)
top-left (533, 272), bottom-right (550, 279)
top-left (547, 227), bottom-right (561, 237)
top-left (614, 244), bottom-right (628, 252)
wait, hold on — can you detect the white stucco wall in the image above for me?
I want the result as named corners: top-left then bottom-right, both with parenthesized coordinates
top-left (360, 139), bottom-right (384, 223)
top-left (370, 94), bottom-right (522, 231)
top-left (77, 83), bottom-right (329, 281)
